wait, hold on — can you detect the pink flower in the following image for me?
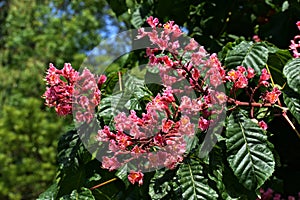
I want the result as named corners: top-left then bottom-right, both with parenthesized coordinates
top-left (96, 126), bottom-right (115, 142)
top-left (102, 156), bottom-right (120, 171)
top-left (263, 87), bottom-right (281, 104)
top-left (185, 38), bottom-right (198, 51)
top-left (227, 69), bottom-right (240, 82)
top-left (136, 27), bottom-right (147, 39)
top-left (237, 66), bottom-right (246, 73)
top-left (114, 112), bottom-right (132, 131)
top-left (210, 73), bottom-right (222, 87)
top-left (253, 35), bottom-right (261, 42)
top-left (128, 171), bottom-right (144, 186)
top-left (61, 63), bottom-right (79, 83)
top-left (191, 49), bottom-right (207, 66)
top-left (97, 74), bottom-right (107, 87)
top-left (247, 67), bottom-right (255, 79)
top-left (198, 117), bottom-right (210, 131)
top-left (234, 75), bottom-right (248, 88)
top-left (178, 115), bottom-right (195, 137)
top-left (43, 63), bottom-right (79, 116)
top-left (297, 21), bottom-right (300, 31)
top-left (289, 35), bottom-right (300, 58)
top-left (212, 91), bottom-right (227, 104)
top-left (162, 55), bottom-right (173, 67)
top-left (161, 119), bottom-right (174, 133)
top-left (131, 145), bottom-right (146, 157)
top-left (179, 96), bottom-right (192, 113)
top-left (115, 131), bottom-right (133, 150)
top-left (258, 120), bottom-right (268, 130)
top-left (153, 133), bottom-right (164, 146)
top-left (146, 16), bottom-right (159, 28)
top-left (259, 68), bottom-right (270, 86)
top-left (206, 53), bottom-right (222, 69)
top-left (148, 152), bottom-right (166, 168)
top-left (45, 64), bottom-right (61, 86)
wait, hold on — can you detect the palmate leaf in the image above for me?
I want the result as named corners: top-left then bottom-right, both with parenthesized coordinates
top-left (37, 183), bottom-right (58, 200)
top-left (98, 73), bottom-right (152, 125)
top-left (176, 160), bottom-right (218, 200)
top-left (56, 130), bottom-right (88, 197)
top-left (59, 188), bottom-right (95, 200)
top-left (283, 88), bottom-right (300, 124)
top-left (283, 58), bottom-right (300, 94)
top-left (266, 45), bottom-right (292, 86)
top-left (224, 41), bottom-right (268, 73)
top-left (226, 110), bottom-right (275, 191)
top-left (149, 169), bottom-right (181, 200)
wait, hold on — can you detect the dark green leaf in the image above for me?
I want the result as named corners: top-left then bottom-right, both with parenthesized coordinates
top-left (224, 41), bottom-right (268, 73)
top-left (266, 46), bottom-right (292, 86)
top-left (59, 188), bottom-right (95, 200)
top-left (56, 130), bottom-right (91, 197)
top-left (37, 183), bottom-right (58, 200)
top-left (177, 160), bottom-right (218, 200)
top-left (131, 8), bottom-right (144, 29)
top-left (226, 110), bottom-right (275, 190)
top-left (283, 58), bottom-right (300, 94)
top-left (283, 88), bottom-right (300, 124)
top-left (149, 169), bottom-right (180, 200)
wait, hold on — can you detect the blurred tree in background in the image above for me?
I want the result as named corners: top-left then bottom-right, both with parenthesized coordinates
top-left (0, 0), bottom-right (119, 199)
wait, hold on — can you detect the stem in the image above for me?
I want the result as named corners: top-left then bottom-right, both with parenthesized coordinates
top-left (282, 112), bottom-right (300, 139)
top-left (118, 71), bottom-right (122, 91)
top-left (266, 64), bottom-right (300, 138)
top-left (227, 98), bottom-right (273, 107)
top-left (90, 178), bottom-right (118, 190)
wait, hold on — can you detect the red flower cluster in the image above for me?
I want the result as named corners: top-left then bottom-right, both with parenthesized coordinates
top-left (257, 188), bottom-right (300, 200)
top-left (226, 66), bottom-right (255, 89)
top-left (289, 21), bottom-right (300, 58)
top-left (43, 63), bottom-right (105, 123)
top-left (128, 170), bottom-right (144, 186)
top-left (95, 16), bottom-right (229, 185)
top-left (43, 17), bottom-right (285, 187)
top-left (258, 120), bottom-right (268, 130)
top-left (73, 68), bottom-right (104, 123)
top-left (262, 87), bottom-right (281, 104)
top-left (43, 63), bottom-right (79, 116)
top-left (96, 87), bottom-right (193, 174)
top-left (259, 68), bottom-right (270, 87)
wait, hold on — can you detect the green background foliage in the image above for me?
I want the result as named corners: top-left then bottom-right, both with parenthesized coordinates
top-left (0, 0), bottom-right (114, 199)
top-left (0, 0), bottom-right (299, 199)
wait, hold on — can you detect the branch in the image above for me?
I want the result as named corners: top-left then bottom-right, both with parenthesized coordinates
top-left (90, 178), bottom-right (118, 190)
top-left (227, 98), bottom-right (273, 107)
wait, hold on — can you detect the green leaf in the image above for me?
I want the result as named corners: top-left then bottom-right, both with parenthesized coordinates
top-left (266, 45), bottom-right (292, 86)
top-left (226, 110), bottom-right (275, 190)
top-left (219, 38), bottom-right (244, 62)
top-left (59, 188), bottom-right (95, 200)
top-left (283, 88), bottom-right (300, 124)
top-left (224, 41), bottom-right (268, 73)
top-left (115, 164), bottom-right (130, 188)
top-left (37, 183), bottom-right (58, 200)
top-left (282, 1), bottom-right (289, 12)
top-left (283, 58), bottom-right (300, 94)
top-left (149, 169), bottom-right (180, 200)
top-left (56, 130), bottom-right (90, 198)
top-left (131, 8), bottom-right (144, 29)
top-left (177, 160), bottom-right (218, 200)
top-left (98, 73), bottom-right (152, 126)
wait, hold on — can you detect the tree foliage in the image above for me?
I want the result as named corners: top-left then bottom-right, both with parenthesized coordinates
top-left (0, 0), bottom-right (111, 199)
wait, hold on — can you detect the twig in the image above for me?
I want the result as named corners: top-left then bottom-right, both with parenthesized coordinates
top-left (118, 71), bottom-right (122, 91)
top-left (266, 64), bottom-right (300, 138)
top-left (90, 177), bottom-right (118, 190)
